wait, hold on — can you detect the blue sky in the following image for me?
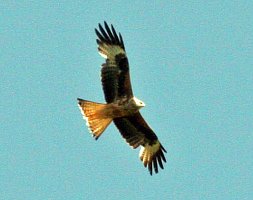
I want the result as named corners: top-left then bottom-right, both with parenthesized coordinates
top-left (1, 1), bottom-right (253, 200)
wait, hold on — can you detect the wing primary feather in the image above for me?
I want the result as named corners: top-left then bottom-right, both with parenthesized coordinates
top-left (143, 159), bottom-right (148, 167)
top-left (99, 23), bottom-right (111, 43)
top-left (148, 162), bottom-right (153, 175)
top-left (160, 151), bottom-right (167, 163)
top-left (104, 21), bottom-right (115, 42)
top-left (95, 28), bottom-right (105, 41)
top-left (157, 155), bottom-right (164, 169)
top-left (153, 158), bottom-right (158, 174)
top-left (119, 33), bottom-right (125, 50)
top-left (96, 39), bottom-right (102, 45)
top-left (111, 24), bottom-right (120, 45)
top-left (161, 145), bottom-right (167, 153)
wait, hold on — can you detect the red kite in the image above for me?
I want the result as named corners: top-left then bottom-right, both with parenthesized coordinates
top-left (78, 22), bottom-right (166, 175)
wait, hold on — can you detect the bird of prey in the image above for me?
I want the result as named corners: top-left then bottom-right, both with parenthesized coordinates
top-left (77, 22), bottom-right (166, 175)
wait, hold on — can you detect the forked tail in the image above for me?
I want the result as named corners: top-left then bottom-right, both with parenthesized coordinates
top-left (77, 98), bottom-right (112, 140)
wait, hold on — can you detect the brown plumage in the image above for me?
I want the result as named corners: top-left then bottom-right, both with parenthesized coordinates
top-left (78, 22), bottom-right (166, 175)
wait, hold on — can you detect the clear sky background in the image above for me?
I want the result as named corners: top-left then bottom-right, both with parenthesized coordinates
top-left (1, 1), bottom-right (253, 200)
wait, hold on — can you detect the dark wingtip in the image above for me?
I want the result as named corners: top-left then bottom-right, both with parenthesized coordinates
top-left (119, 33), bottom-right (125, 50)
top-left (95, 28), bottom-right (99, 36)
top-left (148, 163), bottom-right (153, 176)
top-left (77, 98), bottom-right (84, 105)
top-left (110, 24), bottom-right (120, 45)
top-left (96, 39), bottom-right (101, 45)
top-left (161, 145), bottom-right (167, 153)
top-left (160, 151), bottom-right (167, 163)
top-left (153, 158), bottom-right (158, 174)
top-left (147, 144), bottom-right (167, 175)
top-left (95, 28), bottom-right (104, 41)
top-left (98, 23), bottom-right (103, 32)
top-left (104, 21), bottom-right (109, 27)
top-left (157, 155), bottom-right (164, 169)
top-left (95, 22), bottom-right (125, 49)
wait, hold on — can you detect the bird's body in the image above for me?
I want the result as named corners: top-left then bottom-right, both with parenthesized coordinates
top-left (78, 22), bottom-right (166, 175)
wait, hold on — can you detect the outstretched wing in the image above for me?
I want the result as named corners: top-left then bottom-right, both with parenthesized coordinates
top-left (95, 22), bottom-right (133, 103)
top-left (113, 112), bottom-right (167, 175)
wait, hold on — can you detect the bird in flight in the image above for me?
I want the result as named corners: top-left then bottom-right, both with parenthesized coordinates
top-left (78, 22), bottom-right (166, 175)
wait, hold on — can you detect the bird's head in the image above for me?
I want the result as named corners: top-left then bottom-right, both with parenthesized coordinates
top-left (133, 96), bottom-right (145, 109)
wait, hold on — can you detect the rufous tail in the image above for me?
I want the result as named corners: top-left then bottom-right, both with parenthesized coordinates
top-left (77, 98), bottom-right (112, 140)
